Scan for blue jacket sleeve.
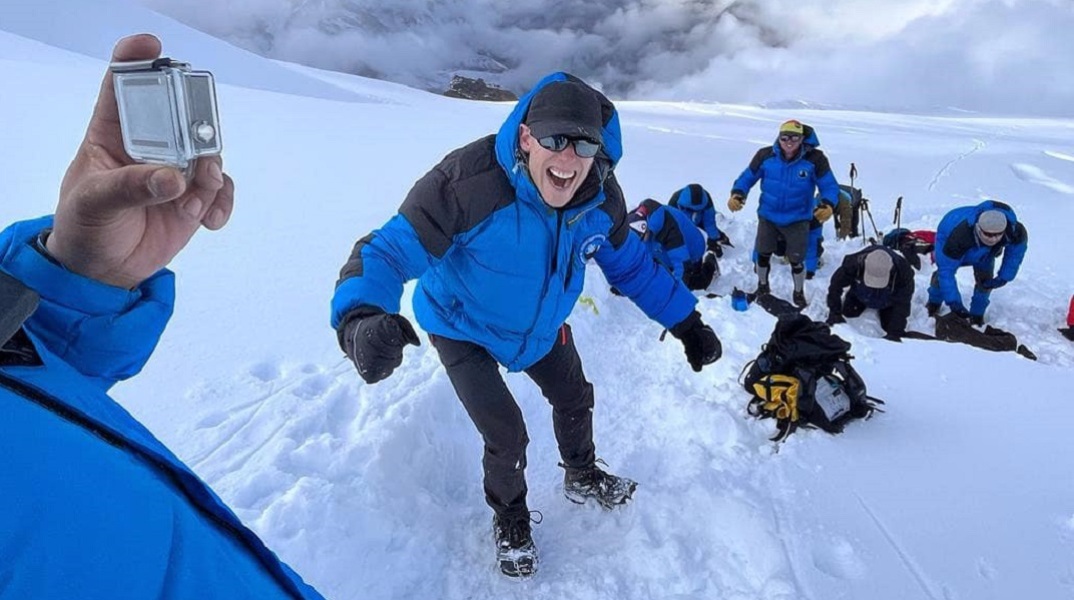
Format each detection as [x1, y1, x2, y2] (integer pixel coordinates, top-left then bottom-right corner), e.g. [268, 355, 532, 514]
[702, 205, 721, 240]
[0, 217, 174, 390]
[665, 242, 692, 281]
[330, 213, 435, 328]
[732, 163, 761, 197]
[595, 232, 696, 329]
[933, 228, 964, 307]
[816, 169, 841, 206]
[997, 225, 1028, 282]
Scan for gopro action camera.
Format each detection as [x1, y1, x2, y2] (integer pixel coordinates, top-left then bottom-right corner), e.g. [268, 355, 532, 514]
[112, 58, 222, 172]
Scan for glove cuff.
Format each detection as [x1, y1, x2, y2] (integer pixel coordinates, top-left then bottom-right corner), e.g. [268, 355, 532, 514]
[669, 310, 702, 339]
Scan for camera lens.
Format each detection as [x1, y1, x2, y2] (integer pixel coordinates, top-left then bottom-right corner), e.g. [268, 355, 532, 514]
[193, 121, 216, 143]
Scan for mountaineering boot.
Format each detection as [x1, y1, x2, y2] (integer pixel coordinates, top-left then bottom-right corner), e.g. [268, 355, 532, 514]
[969, 314, 985, 326]
[563, 462, 637, 509]
[926, 302, 941, 317]
[493, 512, 538, 578]
[791, 266, 807, 308]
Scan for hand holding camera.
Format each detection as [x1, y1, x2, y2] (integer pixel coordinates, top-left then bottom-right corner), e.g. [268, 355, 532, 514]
[47, 34, 232, 290]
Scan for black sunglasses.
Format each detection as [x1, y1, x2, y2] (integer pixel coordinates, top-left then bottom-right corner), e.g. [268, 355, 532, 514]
[537, 135, 601, 158]
[779, 134, 803, 142]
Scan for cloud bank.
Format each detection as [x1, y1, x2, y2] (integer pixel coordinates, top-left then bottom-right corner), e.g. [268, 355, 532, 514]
[138, 0, 1073, 116]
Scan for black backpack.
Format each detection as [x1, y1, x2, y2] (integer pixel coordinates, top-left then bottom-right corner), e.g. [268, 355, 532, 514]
[741, 314, 884, 442]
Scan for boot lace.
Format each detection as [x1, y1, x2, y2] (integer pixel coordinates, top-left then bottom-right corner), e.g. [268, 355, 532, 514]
[498, 511, 542, 548]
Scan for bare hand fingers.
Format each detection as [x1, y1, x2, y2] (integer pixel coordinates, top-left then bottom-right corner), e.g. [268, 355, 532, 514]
[77, 164, 186, 216]
[178, 157, 226, 220]
[191, 155, 225, 193]
[201, 174, 235, 231]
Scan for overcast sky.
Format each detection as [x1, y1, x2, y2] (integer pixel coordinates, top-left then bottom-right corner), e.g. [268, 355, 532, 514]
[138, 0, 1072, 116]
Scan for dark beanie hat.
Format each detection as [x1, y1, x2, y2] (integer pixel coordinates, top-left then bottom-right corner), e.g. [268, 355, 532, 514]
[525, 80, 604, 144]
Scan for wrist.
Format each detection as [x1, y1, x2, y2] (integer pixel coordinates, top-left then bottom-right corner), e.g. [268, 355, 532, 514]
[670, 311, 701, 338]
[42, 228, 142, 290]
[33, 228, 66, 269]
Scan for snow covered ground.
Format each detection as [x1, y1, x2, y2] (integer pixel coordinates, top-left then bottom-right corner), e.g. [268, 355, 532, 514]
[2, 2, 1074, 599]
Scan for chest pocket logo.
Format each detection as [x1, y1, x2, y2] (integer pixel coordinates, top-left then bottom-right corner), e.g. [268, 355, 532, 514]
[579, 233, 607, 263]
[797, 169, 809, 179]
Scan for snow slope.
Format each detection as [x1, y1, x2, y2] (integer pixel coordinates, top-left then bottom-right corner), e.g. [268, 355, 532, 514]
[1, 6, 1073, 600]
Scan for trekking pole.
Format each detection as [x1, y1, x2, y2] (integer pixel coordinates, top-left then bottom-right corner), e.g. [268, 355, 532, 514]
[848, 163, 866, 243]
[861, 197, 881, 242]
[894, 196, 903, 230]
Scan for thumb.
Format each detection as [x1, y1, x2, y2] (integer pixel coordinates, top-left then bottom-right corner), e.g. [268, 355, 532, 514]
[394, 315, 421, 346]
[76, 164, 186, 214]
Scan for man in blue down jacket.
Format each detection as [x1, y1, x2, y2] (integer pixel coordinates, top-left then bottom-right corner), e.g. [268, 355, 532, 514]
[0, 35, 323, 599]
[727, 120, 841, 307]
[331, 73, 722, 578]
[926, 200, 1028, 325]
[627, 199, 716, 291]
[667, 183, 729, 257]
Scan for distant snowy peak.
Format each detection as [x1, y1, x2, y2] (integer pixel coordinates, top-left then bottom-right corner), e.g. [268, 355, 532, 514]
[135, 0, 1074, 117]
[136, 0, 798, 95]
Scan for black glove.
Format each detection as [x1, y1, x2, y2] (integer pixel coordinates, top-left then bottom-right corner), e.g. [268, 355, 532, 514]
[684, 254, 719, 291]
[825, 313, 846, 326]
[670, 311, 722, 372]
[980, 277, 1007, 290]
[340, 311, 420, 384]
[706, 237, 724, 258]
[702, 252, 718, 280]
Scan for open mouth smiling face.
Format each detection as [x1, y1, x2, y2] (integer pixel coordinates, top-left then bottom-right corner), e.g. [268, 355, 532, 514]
[519, 124, 596, 208]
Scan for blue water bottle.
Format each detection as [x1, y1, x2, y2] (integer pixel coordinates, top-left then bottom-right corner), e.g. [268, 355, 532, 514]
[731, 288, 749, 312]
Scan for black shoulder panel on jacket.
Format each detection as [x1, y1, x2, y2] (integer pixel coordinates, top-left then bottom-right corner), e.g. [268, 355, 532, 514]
[670, 183, 708, 209]
[638, 198, 663, 214]
[1010, 222, 1028, 245]
[748, 147, 775, 172]
[653, 209, 685, 250]
[399, 135, 517, 259]
[804, 148, 832, 178]
[942, 222, 977, 260]
[600, 173, 630, 249]
[338, 232, 376, 283]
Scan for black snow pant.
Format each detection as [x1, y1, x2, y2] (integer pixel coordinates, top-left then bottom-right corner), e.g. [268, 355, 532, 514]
[430, 323, 596, 518]
[840, 293, 899, 336]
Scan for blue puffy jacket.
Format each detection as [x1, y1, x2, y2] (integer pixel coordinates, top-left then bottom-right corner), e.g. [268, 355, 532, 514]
[668, 183, 721, 241]
[0, 217, 323, 600]
[932, 200, 1028, 307]
[630, 199, 706, 280]
[332, 73, 696, 372]
[731, 124, 841, 227]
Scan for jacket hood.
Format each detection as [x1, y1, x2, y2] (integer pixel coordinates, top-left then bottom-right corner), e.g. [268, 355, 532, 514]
[495, 72, 623, 207]
[969, 200, 1019, 232]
